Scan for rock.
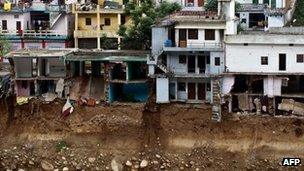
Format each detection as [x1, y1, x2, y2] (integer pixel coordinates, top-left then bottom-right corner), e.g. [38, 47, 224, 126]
[41, 160, 54, 171]
[125, 160, 132, 167]
[111, 159, 123, 171]
[190, 161, 195, 165]
[152, 160, 159, 165]
[155, 154, 161, 159]
[140, 159, 148, 168]
[63, 167, 69, 171]
[54, 169, 59, 171]
[134, 164, 139, 169]
[88, 157, 96, 163]
[29, 160, 35, 165]
[17, 169, 25, 171]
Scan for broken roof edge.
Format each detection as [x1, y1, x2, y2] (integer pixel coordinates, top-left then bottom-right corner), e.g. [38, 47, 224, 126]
[4, 48, 77, 58]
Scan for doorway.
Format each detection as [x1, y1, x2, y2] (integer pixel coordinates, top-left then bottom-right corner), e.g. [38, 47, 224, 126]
[188, 55, 195, 73]
[198, 83, 205, 100]
[179, 29, 187, 47]
[279, 53, 286, 71]
[188, 83, 196, 99]
[198, 55, 206, 74]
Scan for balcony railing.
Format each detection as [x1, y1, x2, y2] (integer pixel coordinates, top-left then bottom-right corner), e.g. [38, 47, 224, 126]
[73, 3, 124, 13]
[163, 41, 223, 51]
[74, 30, 118, 38]
[0, 30, 68, 39]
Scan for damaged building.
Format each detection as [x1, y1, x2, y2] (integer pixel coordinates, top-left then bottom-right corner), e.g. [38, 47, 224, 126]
[224, 27, 304, 116]
[64, 50, 149, 103]
[5, 49, 73, 97]
[5, 49, 149, 103]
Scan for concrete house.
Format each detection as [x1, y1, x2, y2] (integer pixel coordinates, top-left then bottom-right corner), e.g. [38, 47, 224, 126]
[0, 0, 74, 51]
[223, 27, 304, 116]
[236, 0, 296, 30]
[5, 49, 149, 103]
[72, 0, 132, 49]
[5, 49, 73, 97]
[149, 0, 237, 112]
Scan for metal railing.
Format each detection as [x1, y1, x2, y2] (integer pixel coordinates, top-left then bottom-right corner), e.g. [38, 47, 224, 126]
[73, 3, 124, 13]
[164, 42, 223, 49]
[0, 29, 68, 38]
[74, 30, 118, 38]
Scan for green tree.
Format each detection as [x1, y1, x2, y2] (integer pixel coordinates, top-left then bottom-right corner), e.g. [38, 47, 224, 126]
[204, 0, 218, 11]
[0, 37, 11, 58]
[119, 0, 181, 50]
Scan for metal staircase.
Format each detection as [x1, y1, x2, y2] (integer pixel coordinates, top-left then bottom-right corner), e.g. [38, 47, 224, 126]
[212, 78, 221, 122]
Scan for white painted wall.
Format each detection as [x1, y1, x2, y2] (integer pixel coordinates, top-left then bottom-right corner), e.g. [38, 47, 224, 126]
[226, 44, 304, 73]
[210, 51, 224, 74]
[263, 76, 282, 97]
[222, 75, 235, 95]
[174, 28, 223, 47]
[0, 12, 31, 30]
[156, 77, 169, 103]
[267, 15, 284, 28]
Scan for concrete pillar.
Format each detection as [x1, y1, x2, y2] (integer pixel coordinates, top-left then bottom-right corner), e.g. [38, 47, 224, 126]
[74, 12, 79, 48]
[74, 38, 78, 48]
[117, 37, 121, 50]
[97, 7, 101, 50]
[117, 14, 121, 50]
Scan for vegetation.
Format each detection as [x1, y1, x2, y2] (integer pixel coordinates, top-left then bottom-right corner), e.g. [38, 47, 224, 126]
[118, 0, 181, 50]
[0, 37, 11, 58]
[291, 0, 304, 26]
[204, 0, 218, 11]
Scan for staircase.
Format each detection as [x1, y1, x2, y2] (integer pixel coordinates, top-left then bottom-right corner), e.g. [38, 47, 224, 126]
[157, 60, 172, 75]
[212, 78, 221, 122]
[49, 12, 63, 28]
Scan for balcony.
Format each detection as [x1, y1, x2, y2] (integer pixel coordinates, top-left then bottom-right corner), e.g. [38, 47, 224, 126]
[74, 30, 119, 38]
[0, 30, 68, 40]
[72, 3, 124, 14]
[163, 40, 223, 52]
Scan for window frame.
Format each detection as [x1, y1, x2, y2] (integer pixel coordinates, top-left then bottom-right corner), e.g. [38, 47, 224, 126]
[177, 82, 186, 91]
[261, 56, 268, 65]
[85, 18, 91, 26]
[105, 18, 111, 26]
[179, 55, 187, 64]
[188, 29, 198, 40]
[205, 29, 215, 40]
[214, 57, 220, 66]
[297, 54, 304, 63]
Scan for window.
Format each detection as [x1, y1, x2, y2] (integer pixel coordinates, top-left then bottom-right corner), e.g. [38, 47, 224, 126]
[261, 56, 268, 65]
[214, 57, 220, 66]
[179, 55, 186, 64]
[253, 0, 258, 4]
[263, 0, 269, 5]
[85, 18, 91, 25]
[121, 14, 126, 25]
[178, 82, 186, 91]
[243, 43, 248, 46]
[14, 15, 19, 19]
[205, 29, 215, 40]
[188, 29, 198, 39]
[2, 20, 7, 30]
[297, 54, 304, 63]
[105, 18, 111, 26]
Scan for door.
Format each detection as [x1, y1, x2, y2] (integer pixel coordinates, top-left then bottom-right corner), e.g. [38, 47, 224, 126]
[198, 83, 205, 100]
[198, 55, 206, 74]
[16, 21, 21, 30]
[188, 55, 195, 73]
[198, 0, 204, 7]
[279, 53, 286, 71]
[188, 83, 196, 100]
[179, 29, 187, 47]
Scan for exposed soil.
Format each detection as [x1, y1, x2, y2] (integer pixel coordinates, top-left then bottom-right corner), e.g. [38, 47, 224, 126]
[1, 99, 304, 170]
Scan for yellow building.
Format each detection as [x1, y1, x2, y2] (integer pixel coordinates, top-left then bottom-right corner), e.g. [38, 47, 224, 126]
[72, 0, 132, 49]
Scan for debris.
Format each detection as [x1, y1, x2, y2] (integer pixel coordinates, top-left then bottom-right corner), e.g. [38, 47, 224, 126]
[41, 160, 54, 171]
[278, 99, 304, 116]
[111, 158, 123, 171]
[125, 160, 132, 166]
[87, 98, 96, 107]
[253, 98, 261, 114]
[62, 98, 74, 118]
[140, 159, 148, 168]
[17, 97, 30, 105]
[55, 78, 65, 98]
[88, 157, 96, 163]
[42, 93, 57, 102]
